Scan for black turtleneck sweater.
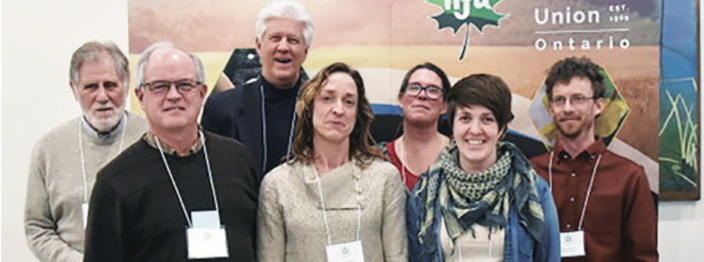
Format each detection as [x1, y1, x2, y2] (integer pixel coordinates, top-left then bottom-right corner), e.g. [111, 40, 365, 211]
[201, 74, 303, 177]
[261, 78, 300, 173]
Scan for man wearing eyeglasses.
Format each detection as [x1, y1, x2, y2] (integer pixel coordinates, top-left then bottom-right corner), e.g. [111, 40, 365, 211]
[83, 42, 258, 262]
[201, 1, 313, 177]
[24, 41, 148, 262]
[530, 57, 657, 262]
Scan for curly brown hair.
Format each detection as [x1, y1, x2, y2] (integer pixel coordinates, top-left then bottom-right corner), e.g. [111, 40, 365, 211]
[545, 56, 605, 100]
[289, 62, 381, 165]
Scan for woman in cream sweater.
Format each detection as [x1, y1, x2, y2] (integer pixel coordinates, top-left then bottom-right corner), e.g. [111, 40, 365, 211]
[257, 62, 407, 262]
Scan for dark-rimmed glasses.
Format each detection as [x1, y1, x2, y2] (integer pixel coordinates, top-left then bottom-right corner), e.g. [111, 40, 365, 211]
[405, 83, 444, 100]
[140, 80, 202, 95]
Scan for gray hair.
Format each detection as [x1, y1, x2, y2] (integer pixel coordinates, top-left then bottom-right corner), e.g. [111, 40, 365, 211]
[69, 41, 129, 87]
[255, 1, 314, 48]
[135, 41, 205, 88]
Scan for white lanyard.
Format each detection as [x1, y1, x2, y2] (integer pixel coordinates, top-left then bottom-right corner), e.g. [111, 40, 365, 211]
[259, 84, 298, 172]
[312, 163, 362, 245]
[548, 151, 602, 230]
[155, 131, 219, 228]
[78, 114, 127, 203]
[396, 140, 409, 186]
[396, 135, 442, 188]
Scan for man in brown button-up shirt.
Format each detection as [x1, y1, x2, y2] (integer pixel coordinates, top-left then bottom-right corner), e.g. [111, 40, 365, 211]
[530, 57, 657, 262]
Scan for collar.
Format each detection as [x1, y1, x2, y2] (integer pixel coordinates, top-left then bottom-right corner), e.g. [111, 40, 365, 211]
[553, 138, 605, 164]
[143, 129, 204, 157]
[261, 75, 302, 100]
[80, 112, 126, 139]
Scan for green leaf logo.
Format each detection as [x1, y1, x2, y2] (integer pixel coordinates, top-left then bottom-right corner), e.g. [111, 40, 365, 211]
[427, 0, 507, 61]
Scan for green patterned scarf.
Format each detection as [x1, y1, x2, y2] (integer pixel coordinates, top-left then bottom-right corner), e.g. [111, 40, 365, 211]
[418, 141, 545, 241]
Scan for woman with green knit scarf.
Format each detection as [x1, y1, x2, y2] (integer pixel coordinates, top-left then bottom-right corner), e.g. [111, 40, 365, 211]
[406, 74, 560, 262]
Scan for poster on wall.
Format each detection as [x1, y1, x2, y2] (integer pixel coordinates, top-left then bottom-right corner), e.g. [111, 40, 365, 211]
[128, 0, 671, 198]
[659, 0, 700, 201]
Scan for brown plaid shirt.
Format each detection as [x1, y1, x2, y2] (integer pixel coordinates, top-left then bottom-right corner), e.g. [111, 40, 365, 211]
[143, 131, 203, 157]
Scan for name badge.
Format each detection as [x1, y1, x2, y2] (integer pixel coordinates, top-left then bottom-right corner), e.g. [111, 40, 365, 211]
[192, 210, 220, 229]
[186, 210, 228, 259]
[82, 203, 89, 229]
[560, 231, 586, 257]
[325, 240, 364, 262]
[187, 227, 229, 259]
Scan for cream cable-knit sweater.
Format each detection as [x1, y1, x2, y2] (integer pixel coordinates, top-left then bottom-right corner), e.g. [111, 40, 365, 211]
[258, 159, 407, 262]
[24, 113, 147, 262]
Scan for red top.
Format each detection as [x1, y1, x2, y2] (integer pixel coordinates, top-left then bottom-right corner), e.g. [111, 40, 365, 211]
[385, 140, 420, 191]
[531, 139, 658, 262]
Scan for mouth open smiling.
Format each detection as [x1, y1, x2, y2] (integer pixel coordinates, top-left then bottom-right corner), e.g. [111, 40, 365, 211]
[164, 106, 185, 112]
[275, 58, 292, 64]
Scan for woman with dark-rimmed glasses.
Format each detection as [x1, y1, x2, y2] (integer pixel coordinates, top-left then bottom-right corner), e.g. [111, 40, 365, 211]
[382, 63, 451, 190]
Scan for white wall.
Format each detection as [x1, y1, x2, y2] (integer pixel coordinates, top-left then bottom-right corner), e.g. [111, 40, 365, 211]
[1, 0, 702, 261]
[2, 0, 129, 261]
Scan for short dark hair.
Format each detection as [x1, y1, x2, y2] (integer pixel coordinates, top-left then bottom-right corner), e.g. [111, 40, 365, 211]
[399, 62, 451, 100]
[290, 62, 381, 165]
[545, 57, 605, 100]
[447, 74, 514, 131]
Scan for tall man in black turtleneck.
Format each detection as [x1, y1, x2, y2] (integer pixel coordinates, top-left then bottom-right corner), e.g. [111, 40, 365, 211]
[201, 0, 314, 177]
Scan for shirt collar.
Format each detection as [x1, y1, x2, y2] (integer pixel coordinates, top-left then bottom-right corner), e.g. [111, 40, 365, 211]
[553, 138, 606, 163]
[143, 129, 204, 157]
[80, 112, 126, 139]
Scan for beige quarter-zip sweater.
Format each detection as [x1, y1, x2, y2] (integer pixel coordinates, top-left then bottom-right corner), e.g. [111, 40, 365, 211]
[24, 113, 147, 262]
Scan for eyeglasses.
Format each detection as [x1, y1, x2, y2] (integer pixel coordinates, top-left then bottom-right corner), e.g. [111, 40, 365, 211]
[550, 94, 595, 107]
[140, 80, 202, 94]
[405, 83, 444, 100]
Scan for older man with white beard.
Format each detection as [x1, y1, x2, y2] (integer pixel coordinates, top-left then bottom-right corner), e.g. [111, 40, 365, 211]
[24, 41, 147, 262]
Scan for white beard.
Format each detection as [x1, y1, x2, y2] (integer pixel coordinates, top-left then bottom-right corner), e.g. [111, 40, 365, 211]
[84, 108, 125, 132]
